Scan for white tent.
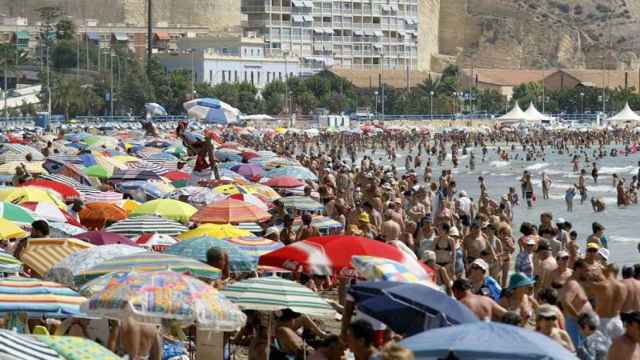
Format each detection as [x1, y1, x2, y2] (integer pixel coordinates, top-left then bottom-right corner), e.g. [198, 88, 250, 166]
[498, 103, 528, 121]
[607, 102, 640, 123]
[524, 102, 554, 122]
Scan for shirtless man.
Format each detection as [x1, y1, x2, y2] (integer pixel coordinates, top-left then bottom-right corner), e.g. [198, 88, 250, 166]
[560, 259, 594, 348]
[452, 278, 507, 321]
[550, 251, 573, 289]
[534, 241, 558, 292]
[622, 265, 640, 313]
[108, 317, 161, 360]
[608, 311, 640, 360]
[381, 210, 402, 242]
[462, 221, 488, 268]
[590, 264, 627, 340]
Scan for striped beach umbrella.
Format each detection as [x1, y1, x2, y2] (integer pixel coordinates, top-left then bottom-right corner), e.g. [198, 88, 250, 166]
[110, 168, 162, 182]
[0, 330, 64, 360]
[20, 238, 94, 277]
[164, 236, 257, 273]
[225, 236, 284, 259]
[0, 143, 44, 162]
[20, 202, 82, 227]
[351, 256, 431, 283]
[20, 179, 81, 202]
[280, 196, 324, 212]
[265, 166, 318, 181]
[105, 215, 188, 237]
[81, 271, 245, 331]
[38, 174, 100, 197]
[292, 215, 343, 235]
[126, 160, 169, 175]
[83, 191, 124, 204]
[191, 199, 271, 224]
[0, 277, 85, 316]
[48, 222, 87, 237]
[221, 276, 335, 318]
[0, 249, 22, 273]
[75, 253, 221, 284]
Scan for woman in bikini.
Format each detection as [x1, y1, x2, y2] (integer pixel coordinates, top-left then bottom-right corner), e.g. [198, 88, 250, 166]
[432, 222, 457, 276]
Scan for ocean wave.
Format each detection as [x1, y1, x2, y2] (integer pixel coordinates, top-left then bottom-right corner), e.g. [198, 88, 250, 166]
[490, 160, 510, 168]
[610, 236, 640, 243]
[600, 197, 618, 204]
[598, 166, 635, 175]
[525, 163, 550, 171]
[545, 169, 567, 175]
[586, 185, 616, 192]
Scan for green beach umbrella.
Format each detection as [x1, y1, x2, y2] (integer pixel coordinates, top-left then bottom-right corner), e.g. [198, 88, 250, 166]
[84, 164, 109, 178]
[0, 202, 38, 224]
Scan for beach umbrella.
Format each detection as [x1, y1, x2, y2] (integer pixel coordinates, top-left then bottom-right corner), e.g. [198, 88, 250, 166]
[126, 160, 169, 176]
[20, 202, 83, 227]
[144, 102, 168, 116]
[222, 276, 335, 318]
[45, 244, 147, 287]
[225, 236, 284, 260]
[20, 238, 94, 277]
[20, 179, 81, 201]
[183, 97, 240, 124]
[105, 215, 188, 237]
[191, 199, 271, 224]
[110, 168, 162, 182]
[0, 187, 66, 208]
[216, 149, 243, 162]
[75, 252, 221, 284]
[0, 143, 44, 162]
[162, 170, 191, 182]
[117, 199, 141, 214]
[400, 322, 577, 360]
[265, 166, 318, 181]
[0, 249, 22, 273]
[48, 222, 87, 238]
[83, 164, 109, 178]
[131, 199, 197, 223]
[117, 180, 169, 200]
[264, 176, 305, 188]
[231, 163, 263, 179]
[0, 161, 45, 175]
[0, 277, 85, 317]
[259, 235, 428, 276]
[279, 196, 324, 212]
[164, 236, 257, 273]
[227, 193, 269, 211]
[81, 271, 245, 330]
[133, 233, 178, 251]
[177, 223, 253, 241]
[245, 183, 281, 201]
[0, 202, 38, 224]
[352, 256, 431, 283]
[0, 330, 64, 359]
[39, 174, 99, 197]
[82, 191, 123, 204]
[79, 203, 128, 230]
[348, 282, 476, 336]
[213, 183, 254, 196]
[32, 334, 121, 359]
[73, 230, 138, 246]
[0, 218, 28, 240]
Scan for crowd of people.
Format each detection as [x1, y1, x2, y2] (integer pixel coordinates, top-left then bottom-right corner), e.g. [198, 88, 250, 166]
[1, 123, 640, 360]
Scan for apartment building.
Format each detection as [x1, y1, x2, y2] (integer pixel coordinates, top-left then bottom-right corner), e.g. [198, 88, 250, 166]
[242, 0, 419, 70]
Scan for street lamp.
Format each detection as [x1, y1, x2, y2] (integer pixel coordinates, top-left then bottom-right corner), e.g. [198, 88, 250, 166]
[580, 92, 585, 116]
[429, 91, 434, 118]
[374, 90, 379, 119]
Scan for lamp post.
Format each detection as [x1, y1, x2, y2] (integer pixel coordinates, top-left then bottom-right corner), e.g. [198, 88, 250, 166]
[580, 92, 585, 116]
[374, 90, 379, 120]
[429, 91, 434, 118]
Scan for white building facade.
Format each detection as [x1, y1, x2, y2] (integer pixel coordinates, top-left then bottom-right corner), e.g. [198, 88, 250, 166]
[157, 37, 312, 90]
[241, 0, 419, 70]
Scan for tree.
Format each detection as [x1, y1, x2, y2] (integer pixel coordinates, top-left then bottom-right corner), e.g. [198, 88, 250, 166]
[55, 19, 75, 41]
[51, 40, 77, 69]
[297, 91, 318, 114]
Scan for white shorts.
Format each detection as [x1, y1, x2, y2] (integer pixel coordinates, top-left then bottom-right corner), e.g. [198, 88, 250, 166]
[600, 316, 624, 339]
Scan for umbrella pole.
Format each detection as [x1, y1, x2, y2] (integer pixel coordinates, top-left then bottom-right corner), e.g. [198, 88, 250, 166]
[266, 312, 272, 360]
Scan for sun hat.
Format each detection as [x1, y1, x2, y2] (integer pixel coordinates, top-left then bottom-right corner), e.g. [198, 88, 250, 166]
[470, 258, 489, 272]
[536, 304, 557, 319]
[508, 272, 535, 290]
[421, 250, 436, 263]
[358, 212, 370, 224]
[597, 248, 609, 262]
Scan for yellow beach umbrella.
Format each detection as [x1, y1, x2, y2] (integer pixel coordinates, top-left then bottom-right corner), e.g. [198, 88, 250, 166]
[245, 183, 281, 201]
[0, 187, 66, 208]
[0, 161, 45, 175]
[213, 184, 255, 196]
[21, 238, 94, 276]
[93, 153, 128, 176]
[118, 199, 141, 214]
[0, 218, 28, 240]
[131, 199, 197, 223]
[177, 223, 253, 241]
[112, 155, 141, 163]
[275, 128, 287, 134]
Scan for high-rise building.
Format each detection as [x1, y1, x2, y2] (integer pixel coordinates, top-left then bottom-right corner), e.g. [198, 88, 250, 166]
[242, 0, 419, 70]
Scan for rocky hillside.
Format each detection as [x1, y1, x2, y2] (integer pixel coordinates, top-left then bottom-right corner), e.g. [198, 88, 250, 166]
[446, 0, 640, 70]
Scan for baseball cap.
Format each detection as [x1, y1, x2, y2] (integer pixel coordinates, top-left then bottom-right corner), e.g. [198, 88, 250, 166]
[471, 258, 489, 272]
[586, 242, 601, 250]
[557, 250, 570, 259]
[358, 212, 370, 223]
[597, 248, 609, 262]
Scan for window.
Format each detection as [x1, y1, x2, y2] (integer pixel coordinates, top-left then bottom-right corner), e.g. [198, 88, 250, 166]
[250, 71, 254, 85]
[221, 70, 225, 82]
[279, 72, 282, 80]
[244, 71, 247, 82]
[210, 70, 213, 81]
[235, 70, 238, 82]
[257, 72, 261, 84]
[267, 72, 270, 82]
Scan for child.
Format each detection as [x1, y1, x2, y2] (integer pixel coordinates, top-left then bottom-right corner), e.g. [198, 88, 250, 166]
[508, 187, 519, 206]
[565, 186, 576, 212]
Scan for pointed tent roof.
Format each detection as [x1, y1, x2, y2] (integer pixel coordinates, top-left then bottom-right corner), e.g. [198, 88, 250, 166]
[498, 103, 528, 121]
[607, 103, 640, 122]
[524, 102, 554, 121]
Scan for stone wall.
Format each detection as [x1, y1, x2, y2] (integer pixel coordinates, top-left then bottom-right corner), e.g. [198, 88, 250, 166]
[417, 0, 439, 72]
[438, 0, 467, 56]
[0, 0, 240, 33]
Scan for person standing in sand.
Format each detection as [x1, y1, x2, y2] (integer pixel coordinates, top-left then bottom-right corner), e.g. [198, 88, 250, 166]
[608, 311, 640, 360]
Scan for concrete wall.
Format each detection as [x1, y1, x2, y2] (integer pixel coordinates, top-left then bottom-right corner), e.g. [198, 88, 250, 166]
[417, 0, 439, 72]
[0, 0, 240, 33]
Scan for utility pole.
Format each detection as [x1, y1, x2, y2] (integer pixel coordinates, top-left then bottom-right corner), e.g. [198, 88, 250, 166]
[380, 53, 385, 122]
[147, 0, 153, 72]
[110, 52, 114, 116]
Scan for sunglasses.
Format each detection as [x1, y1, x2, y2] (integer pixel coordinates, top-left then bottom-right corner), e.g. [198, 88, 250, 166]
[539, 316, 557, 321]
[587, 248, 599, 253]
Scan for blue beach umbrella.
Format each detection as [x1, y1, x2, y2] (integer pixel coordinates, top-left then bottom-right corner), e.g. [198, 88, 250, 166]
[400, 322, 578, 360]
[183, 98, 241, 124]
[144, 102, 168, 116]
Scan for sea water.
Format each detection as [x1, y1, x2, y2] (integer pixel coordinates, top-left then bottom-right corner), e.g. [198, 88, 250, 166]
[360, 145, 640, 266]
